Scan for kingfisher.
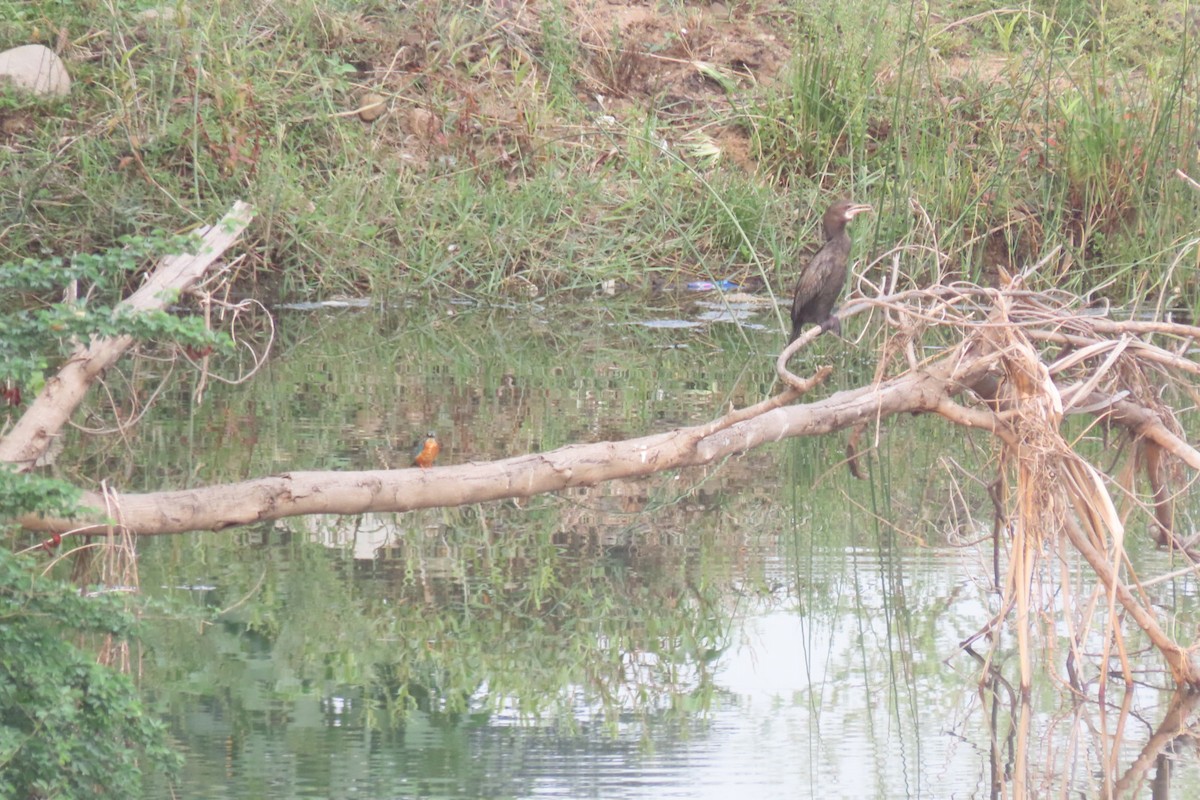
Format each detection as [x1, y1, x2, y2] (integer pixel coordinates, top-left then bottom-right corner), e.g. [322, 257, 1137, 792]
[411, 431, 440, 469]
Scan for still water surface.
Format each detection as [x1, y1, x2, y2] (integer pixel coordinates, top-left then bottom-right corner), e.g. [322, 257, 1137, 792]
[125, 299, 1200, 798]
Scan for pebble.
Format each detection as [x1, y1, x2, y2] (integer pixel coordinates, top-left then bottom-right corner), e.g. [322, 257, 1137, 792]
[358, 92, 387, 122]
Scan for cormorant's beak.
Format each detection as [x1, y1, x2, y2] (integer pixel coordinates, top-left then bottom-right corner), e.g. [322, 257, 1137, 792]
[845, 203, 873, 219]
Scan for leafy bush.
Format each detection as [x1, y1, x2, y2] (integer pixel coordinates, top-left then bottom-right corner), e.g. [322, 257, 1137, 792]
[0, 233, 227, 399]
[0, 547, 181, 798]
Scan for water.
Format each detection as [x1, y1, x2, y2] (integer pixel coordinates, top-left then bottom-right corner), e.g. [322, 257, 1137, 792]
[108, 299, 1200, 798]
[144, 537, 1200, 798]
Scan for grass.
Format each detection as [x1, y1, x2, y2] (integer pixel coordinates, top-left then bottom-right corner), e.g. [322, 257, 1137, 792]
[0, 0, 1197, 311]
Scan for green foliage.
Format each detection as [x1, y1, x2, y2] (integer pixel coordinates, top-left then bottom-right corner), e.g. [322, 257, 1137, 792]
[745, 0, 891, 185]
[0, 547, 181, 798]
[1, 235, 230, 400]
[0, 465, 81, 520]
[750, 46, 861, 181]
[0, 0, 1197, 303]
[537, 0, 582, 107]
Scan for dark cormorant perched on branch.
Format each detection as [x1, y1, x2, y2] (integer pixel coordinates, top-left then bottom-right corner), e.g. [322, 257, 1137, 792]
[788, 200, 872, 342]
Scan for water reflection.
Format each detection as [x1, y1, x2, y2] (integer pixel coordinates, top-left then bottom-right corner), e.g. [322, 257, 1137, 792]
[121, 303, 1200, 798]
[141, 527, 1200, 799]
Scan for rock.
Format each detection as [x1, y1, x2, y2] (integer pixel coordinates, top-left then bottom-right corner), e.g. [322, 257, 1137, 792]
[135, 6, 180, 23]
[404, 107, 438, 136]
[0, 45, 71, 97]
[358, 92, 387, 122]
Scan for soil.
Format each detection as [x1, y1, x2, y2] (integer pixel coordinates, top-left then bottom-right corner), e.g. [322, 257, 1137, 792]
[358, 1, 797, 176]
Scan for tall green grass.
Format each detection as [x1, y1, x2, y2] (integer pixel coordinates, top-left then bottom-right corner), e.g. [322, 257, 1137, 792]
[0, 0, 1196, 309]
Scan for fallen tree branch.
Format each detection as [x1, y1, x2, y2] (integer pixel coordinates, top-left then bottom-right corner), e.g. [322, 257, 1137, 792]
[1062, 512, 1199, 685]
[0, 201, 255, 468]
[13, 353, 968, 535]
[1103, 398, 1200, 470]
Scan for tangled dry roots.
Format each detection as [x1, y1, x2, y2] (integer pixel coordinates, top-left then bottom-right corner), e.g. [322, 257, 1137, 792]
[782, 272, 1200, 689]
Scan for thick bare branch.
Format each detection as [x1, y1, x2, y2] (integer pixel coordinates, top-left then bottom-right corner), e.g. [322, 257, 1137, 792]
[15, 356, 964, 536]
[1104, 398, 1200, 470]
[0, 201, 255, 468]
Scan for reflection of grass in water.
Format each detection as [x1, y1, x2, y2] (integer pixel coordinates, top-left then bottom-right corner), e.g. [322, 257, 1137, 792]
[121, 319, 1200, 796]
[138, 502, 739, 729]
[77, 298, 782, 488]
[122, 295, 816, 729]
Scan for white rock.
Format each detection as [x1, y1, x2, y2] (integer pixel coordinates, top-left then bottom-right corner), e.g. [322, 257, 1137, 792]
[136, 7, 180, 23]
[0, 45, 71, 97]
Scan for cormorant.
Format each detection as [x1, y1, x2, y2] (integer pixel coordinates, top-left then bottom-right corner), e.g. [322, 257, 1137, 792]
[788, 200, 872, 342]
